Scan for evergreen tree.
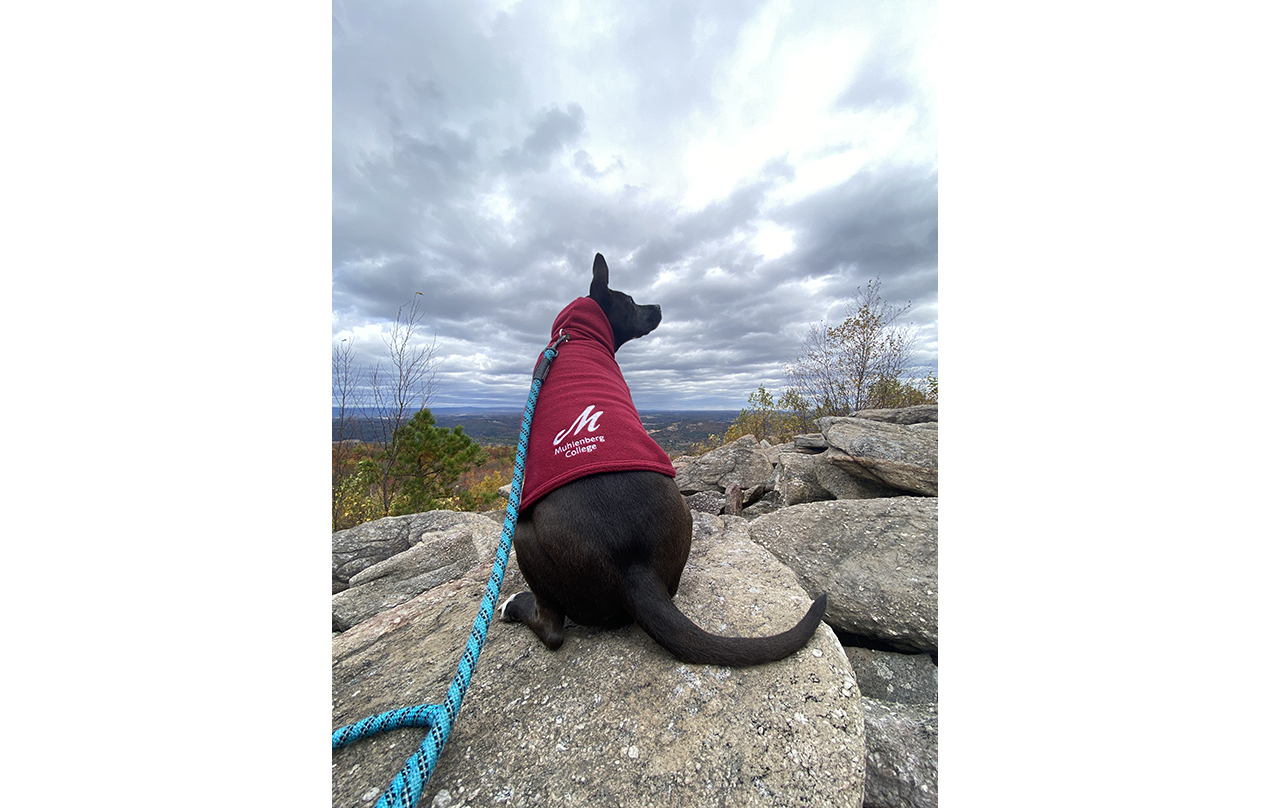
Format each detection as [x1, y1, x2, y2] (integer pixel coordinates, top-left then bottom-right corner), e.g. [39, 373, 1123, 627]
[386, 409, 487, 515]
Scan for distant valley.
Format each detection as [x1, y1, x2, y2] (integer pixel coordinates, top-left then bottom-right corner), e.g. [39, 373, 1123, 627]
[333, 409, 738, 457]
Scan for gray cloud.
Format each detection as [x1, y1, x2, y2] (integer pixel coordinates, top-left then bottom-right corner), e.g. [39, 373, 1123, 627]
[501, 103, 586, 173]
[334, 0, 937, 410]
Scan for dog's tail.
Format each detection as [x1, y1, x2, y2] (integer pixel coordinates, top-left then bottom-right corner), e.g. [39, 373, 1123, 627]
[621, 565, 828, 666]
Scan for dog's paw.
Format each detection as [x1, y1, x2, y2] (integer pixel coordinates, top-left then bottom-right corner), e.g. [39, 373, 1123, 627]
[499, 591, 531, 622]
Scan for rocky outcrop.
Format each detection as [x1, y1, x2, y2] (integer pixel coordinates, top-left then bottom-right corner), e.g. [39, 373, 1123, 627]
[843, 647, 938, 808]
[772, 451, 900, 507]
[794, 433, 830, 452]
[816, 417, 938, 497]
[332, 518, 502, 631]
[749, 498, 937, 654]
[333, 512, 867, 808]
[676, 406, 937, 509]
[332, 405, 939, 807]
[851, 405, 938, 426]
[771, 451, 832, 507]
[684, 490, 729, 515]
[332, 510, 502, 593]
[860, 701, 937, 808]
[672, 434, 773, 501]
[814, 451, 901, 501]
[844, 648, 938, 705]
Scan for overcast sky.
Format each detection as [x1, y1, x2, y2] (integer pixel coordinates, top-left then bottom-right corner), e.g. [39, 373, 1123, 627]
[333, 0, 937, 411]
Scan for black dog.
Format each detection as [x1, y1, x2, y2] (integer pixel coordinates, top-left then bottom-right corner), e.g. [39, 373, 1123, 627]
[499, 253, 827, 666]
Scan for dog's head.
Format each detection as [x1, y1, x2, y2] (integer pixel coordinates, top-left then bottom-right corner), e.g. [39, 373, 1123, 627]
[588, 253, 662, 350]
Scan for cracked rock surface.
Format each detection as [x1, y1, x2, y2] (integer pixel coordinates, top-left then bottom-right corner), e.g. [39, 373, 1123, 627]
[333, 513, 866, 808]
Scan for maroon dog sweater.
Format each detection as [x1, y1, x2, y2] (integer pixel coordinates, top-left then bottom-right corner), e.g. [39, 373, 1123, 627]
[519, 296, 676, 513]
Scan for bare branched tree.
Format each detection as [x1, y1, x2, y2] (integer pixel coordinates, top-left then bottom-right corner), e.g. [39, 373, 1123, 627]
[365, 297, 440, 515]
[785, 279, 919, 415]
[332, 338, 365, 528]
[365, 298, 438, 439]
[784, 321, 855, 418]
[333, 338, 364, 442]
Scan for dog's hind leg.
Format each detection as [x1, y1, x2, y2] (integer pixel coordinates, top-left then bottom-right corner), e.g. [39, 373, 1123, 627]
[505, 514, 576, 650]
[499, 591, 566, 650]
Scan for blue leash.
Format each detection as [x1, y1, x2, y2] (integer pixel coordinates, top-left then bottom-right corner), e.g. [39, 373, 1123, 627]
[332, 331, 569, 808]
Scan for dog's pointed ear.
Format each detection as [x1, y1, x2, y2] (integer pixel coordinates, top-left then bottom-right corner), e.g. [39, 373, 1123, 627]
[589, 253, 611, 305]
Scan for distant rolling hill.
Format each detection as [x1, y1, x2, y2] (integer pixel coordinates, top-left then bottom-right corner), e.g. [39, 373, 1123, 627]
[333, 409, 738, 456]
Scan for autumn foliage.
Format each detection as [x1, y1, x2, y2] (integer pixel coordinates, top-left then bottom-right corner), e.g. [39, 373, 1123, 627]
[332, 412, 515, 531]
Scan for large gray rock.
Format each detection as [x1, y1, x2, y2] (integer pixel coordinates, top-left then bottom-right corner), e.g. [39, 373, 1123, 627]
[772, 451, 833, 507]
[332, 519, 503, 631]
[813, 450, 902, 501]
[684, 490, 728, 515]
[332, 510, 501, 592]
[851, 405, 938, 425]
[842, 648, 938, 704]
[794, 433, 829, 452]
[748, 499, 938, 653]
[739, 491, 782, 519]
[672, 435, 774, 496]
[843, 648, 938, 808]
[331, 515, 411, 594]
[332, 512, 867, 808]
[861, 699, 938, 808]
[760, 440, 791, 464]
[816, 417, 938, 497]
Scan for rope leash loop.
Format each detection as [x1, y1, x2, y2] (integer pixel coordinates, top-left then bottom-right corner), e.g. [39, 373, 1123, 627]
[332, 331, 569, 808]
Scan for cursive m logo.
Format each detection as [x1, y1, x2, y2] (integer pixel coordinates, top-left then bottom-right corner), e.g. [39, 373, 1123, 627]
[554, 405, 604, 445]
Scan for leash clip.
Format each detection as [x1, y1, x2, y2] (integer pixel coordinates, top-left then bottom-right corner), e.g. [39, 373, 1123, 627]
[532, 329, 570, 383]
